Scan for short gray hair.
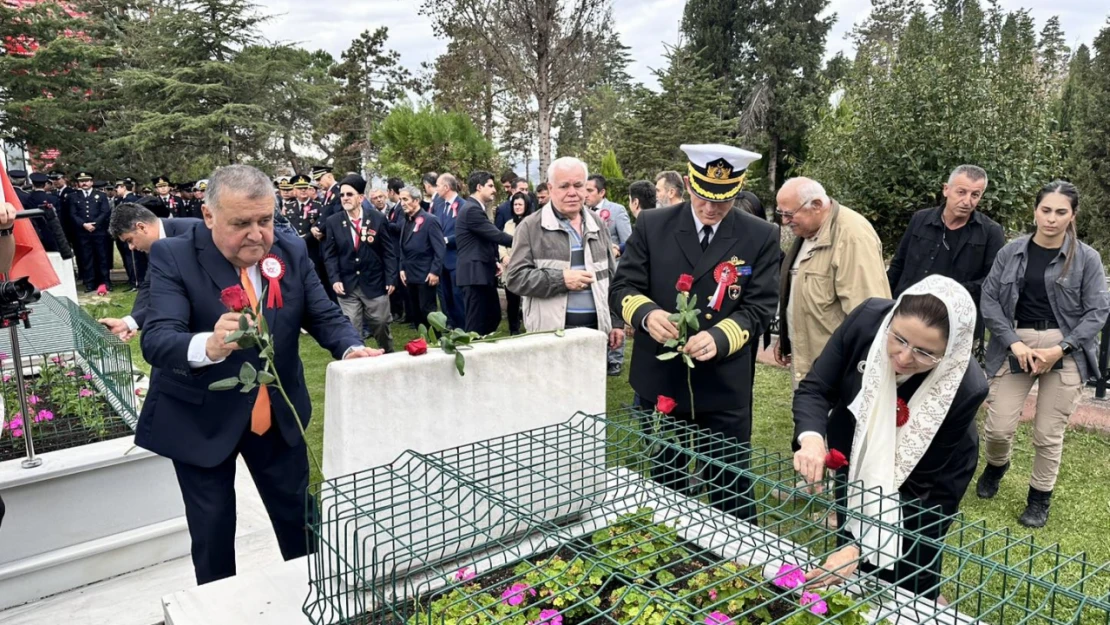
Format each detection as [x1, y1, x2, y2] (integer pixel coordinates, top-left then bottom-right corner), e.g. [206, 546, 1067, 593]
[400, 185, 422, 202]
[437, 173, 460, 193]
[793, 178, 828, 207]
[948, 164, 988, 188]
[548, 157, 588, 184]
[206, 165, 275, 212]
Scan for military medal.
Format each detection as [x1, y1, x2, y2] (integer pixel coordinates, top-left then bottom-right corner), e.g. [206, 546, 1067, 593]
[259, 254, 285, 309]
[709, 261, 738, 311]
[728, 284, 742, 300]
[364, 227, 376, 244]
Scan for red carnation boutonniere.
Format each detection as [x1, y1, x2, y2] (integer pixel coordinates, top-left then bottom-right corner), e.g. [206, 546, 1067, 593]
[896, 398, 910, 428]
[825, 448, 849, 470]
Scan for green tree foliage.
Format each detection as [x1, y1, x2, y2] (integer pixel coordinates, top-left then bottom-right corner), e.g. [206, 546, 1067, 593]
[804, 0, 1061, 253]
[1063, 24, 1110, 255]
[373, 102, 497, 184]
[597, 148, 626, 202]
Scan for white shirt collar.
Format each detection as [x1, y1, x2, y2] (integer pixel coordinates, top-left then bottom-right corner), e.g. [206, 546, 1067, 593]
[157, 219, 167, 240]
[690, 205, 720, 236]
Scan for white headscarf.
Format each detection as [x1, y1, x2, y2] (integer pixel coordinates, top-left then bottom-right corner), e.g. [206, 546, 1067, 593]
[844, 275, 976, 570]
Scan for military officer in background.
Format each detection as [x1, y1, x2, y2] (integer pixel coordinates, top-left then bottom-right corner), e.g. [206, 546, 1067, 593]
[8, 170, 31, 207]
[176, 182, 196, 217]
[191, 179, 208, 218]
[285, 174, 333, 299]
[311, 165, 342, 219]
[610, 144, 781, 520]
[151, 176, 177, 218]
[24, 172, 74, 259]
[66, 171, 114, 292]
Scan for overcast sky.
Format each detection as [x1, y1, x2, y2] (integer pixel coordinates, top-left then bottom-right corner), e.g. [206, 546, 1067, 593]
[259, 0, 1108, 91]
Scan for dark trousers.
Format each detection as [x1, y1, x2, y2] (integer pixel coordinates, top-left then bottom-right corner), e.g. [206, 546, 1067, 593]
[505, 288, 522, 334]
[636, 397, 755, 521]
[438, 268, 465, 329]
[116, 239, 139, 287]
[134, 249, 149, 285]
[172, 424, 317, 586]
[390, 280, 410, 322]
[306, 239, 335, 302]
[77, 233, 111, 289]
[462, 284, 501, 335]
[407, 282, 439, 329]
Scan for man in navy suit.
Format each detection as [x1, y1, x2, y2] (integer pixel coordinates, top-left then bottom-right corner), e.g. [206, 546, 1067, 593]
[398, 185, 445, 329]
[137, 165, 380, 585]
[456, 171, 514, 335]
[98, 203, 202, 340]
[66, 170, 113, 292]
[322, 175, 398, 352]
[421, 172, 444, 215]
[434, 173, 466, 328]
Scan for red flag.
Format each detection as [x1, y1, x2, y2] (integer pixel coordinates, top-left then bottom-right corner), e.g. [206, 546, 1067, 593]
[0, 168, 60, 290]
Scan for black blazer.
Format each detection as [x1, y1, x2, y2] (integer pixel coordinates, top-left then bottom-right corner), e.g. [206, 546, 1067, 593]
[321, 208, 398, 299]
[456, 198, 512, 287]
[792, 298, 988, 515]
[400, 209, 445, 284]
[130, 218, 204, 329]
[887, 207, 1005, 303]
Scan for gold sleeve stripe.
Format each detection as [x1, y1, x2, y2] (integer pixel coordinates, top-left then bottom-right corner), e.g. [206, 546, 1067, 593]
[716, 319, 750, 357]
[621, 294, 655, 325]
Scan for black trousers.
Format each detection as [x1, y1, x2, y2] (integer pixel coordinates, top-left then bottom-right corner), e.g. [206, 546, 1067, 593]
[406, 282, 439, 329]
[116, 239, 138, 287]
[77, 233, 111, 289]
[462, 284, 501, 335]
[636, 397, 755, 521]
[172, 424, 317, 585]
[390, 280, 410, 322]
[505, 288, 522, 334]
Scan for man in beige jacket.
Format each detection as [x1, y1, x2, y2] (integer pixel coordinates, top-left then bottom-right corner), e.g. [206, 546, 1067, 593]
[774, 177, 890, 387]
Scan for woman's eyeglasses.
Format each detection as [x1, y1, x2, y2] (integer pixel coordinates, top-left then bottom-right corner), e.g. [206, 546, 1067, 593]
[886, 329, 942, 365]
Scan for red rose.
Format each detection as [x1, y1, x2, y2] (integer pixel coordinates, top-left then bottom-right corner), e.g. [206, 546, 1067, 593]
[656, 395, 677, 415]
[220, 285, 251, 312]
[96, 284, 108, 296]
[825, 448, 849, 470]
[896, 398, 910, 427]
[405, 338, 428, 356]
[675, 274, 694, 293]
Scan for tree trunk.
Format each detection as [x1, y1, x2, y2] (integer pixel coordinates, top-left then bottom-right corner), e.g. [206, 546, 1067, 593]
[767, 132, 779, 195]
[483, 79, 494, 142]
[537, 94, 552, 181]
[283, 132, 299, 172]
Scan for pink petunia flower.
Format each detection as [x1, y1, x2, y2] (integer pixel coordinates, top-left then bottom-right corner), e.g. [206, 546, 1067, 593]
[801, 591, 828, 616]
[773, 564, 806, 590]
[705, 611, 734, 625]
[79, 388, 94, 398]
[500, 582, 536, 607]
[12, 428, 22, 438]
[708, 589, 718, 601]
[37, 410, 54, 422]
[529, 609, 563, 625]
[66, 371, 76, 377]
[454, 566, 475, 582]
[82, 374, 92, 380]
[2, 374, 9, 383]
[28, 394, 39, 405]
[51, 356, 63, 365]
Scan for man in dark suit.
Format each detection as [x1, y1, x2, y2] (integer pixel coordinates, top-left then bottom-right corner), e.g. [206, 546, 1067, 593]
[610, 144, 780, 519]
[322, 175, 398, 352]
[98, 203, 202, 339]
[66, 171, 113, 292]
[137, 165, 379, 585]
[398, 185, 445, 329]
[25, 172, 73, 259]
[422, 172, 444, 215]
[113, 178, 143, 290]
[435, 174, 466, 328]
[310, 165, 342, 220]
[8, 169, 31, 207]
[456, 171, 513, 335]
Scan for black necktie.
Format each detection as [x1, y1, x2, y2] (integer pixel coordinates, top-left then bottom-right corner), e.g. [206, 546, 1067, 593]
[700, 225, 712, 252]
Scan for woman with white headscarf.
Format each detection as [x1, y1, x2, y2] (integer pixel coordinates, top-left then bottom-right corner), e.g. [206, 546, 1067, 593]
[791, 275, 988, 599]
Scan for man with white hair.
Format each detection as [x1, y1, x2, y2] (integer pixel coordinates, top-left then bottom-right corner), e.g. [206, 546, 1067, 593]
[506, 157, 623, 348]
[774, 176, 890, 387]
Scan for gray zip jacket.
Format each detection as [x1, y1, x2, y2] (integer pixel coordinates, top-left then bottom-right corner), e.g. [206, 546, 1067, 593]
[981, 234, 1109, 381]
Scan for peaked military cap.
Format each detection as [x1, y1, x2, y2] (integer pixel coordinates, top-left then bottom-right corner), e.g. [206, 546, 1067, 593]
[74, 171, 94, 181]
[48, 171, 65, 181]
[290, 174, 312, 189]
[29, 172, 49, 184]
[115, 178, 134, 187]
[680, 144, 761, 202]
[309, 165, 333, 180]
[277, 176, 293, 191]
[7, 169, 27, 180]
[194, 179, 208, 192]
[152, 175, 171, 186]
[93, 180, 108, 188]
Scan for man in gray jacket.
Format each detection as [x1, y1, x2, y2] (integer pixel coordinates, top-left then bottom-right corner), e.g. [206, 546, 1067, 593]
[586, 174, 633, 375]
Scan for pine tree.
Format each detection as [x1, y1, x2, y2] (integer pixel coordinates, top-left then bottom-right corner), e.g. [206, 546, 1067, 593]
[1066, 26, 1110, 254]
[373, 103, 497, 184]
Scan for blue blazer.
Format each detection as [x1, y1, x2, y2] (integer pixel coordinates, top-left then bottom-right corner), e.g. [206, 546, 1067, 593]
[130, 218, 203, 329]
[456, 198, 512, 287]
[66, 190, 112, 234]
[321, 208, 398, 298]
[438, 195, 462, 271]
[400, 209, 446, 284]
[136, 226, 361, 467]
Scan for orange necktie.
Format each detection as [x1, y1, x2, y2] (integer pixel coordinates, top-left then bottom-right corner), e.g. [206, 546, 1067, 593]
[240, 268, 272, 435]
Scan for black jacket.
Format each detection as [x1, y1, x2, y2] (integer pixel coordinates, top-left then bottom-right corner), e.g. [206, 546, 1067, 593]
[456, 197, 512, 287]
[792, 298, 987, 516]
[26, 190, 72, 258]
[887, 207, 1005, 304]
[610, 204, 781, 412]
[322, 207, 398, 299]
[66, 189, 112, 236]
[400, 209, 445, 284]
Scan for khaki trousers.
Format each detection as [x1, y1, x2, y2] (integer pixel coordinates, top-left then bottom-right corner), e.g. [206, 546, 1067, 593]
[983, 328, 1083, 491]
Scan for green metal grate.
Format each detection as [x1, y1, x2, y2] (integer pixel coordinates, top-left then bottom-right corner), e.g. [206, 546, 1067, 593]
[303, 409, 1110, 625]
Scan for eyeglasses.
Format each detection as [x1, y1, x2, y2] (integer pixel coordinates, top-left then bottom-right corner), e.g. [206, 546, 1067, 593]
[774, 200, 813, 220]
[339, 192, 357, 198]
[886, 329, 942, 365]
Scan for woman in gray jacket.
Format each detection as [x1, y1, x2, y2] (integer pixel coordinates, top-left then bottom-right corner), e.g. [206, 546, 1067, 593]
[978, 180, 1109, 528]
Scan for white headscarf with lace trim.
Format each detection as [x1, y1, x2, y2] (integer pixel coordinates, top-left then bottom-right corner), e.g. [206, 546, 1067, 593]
[844, 275, 976, 570]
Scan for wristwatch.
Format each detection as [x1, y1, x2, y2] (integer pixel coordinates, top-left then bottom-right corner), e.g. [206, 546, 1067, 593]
[1059, 341, 1075, 355]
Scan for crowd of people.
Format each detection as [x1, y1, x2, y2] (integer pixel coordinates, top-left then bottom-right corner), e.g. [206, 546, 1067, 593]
[3, 144, 1108, 601]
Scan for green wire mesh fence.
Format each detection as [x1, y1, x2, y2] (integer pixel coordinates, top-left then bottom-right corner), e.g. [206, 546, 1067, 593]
[0, 293, 138, 462]
[304, 409, 1110, 625]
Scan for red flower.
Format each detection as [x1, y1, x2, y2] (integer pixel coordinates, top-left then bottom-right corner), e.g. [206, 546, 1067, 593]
[675, 274, 694, 293]
[656, 395, 677, 415]
[220, 285, 251, 312]
[896, 398, 910, 427]
[405, 338, 428, 356]
[96, 284, 108, 296]
[825, 448, 849, 470]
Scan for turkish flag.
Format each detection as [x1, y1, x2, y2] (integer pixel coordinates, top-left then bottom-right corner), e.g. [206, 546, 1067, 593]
[0, 168, 60, 290]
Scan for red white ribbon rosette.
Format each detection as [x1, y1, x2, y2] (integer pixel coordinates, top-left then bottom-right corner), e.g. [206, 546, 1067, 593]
[414, 216, 424, 233]
[259, 254, 285, 309]
[600, 209, 611, 221]
[709, 262, 738, 311]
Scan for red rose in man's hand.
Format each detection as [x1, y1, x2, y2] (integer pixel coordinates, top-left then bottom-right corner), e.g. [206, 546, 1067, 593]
[675, 274, 694, 293]
[656, 395, 677, 415]
[825, 448, 849, 470]
[405, 338, 428, 356]
[220, 285, 251, 312]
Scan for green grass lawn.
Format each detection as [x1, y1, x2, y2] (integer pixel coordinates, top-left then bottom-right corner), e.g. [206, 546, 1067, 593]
[89, 289, 1110, 586]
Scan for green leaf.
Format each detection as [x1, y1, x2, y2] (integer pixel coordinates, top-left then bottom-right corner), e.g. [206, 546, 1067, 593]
[675, 292, 685, 310]
[454, 351, 466, 376]
[682, 353, 695, 369]
[259, 345, 274, 362]
[225, 330, 244, 344]
[208, 377, 240, 391]
[257, 370, 276, 384]
[687, 312, 700, 333]
[555, 329, 565, 337]
[428, 311, 448, 332]
[237, 335, 258, 350]
[667, 313, 681, 324]
[657, 351, 681, 361]
[418, 324, 428, 341]
[238, 361, 257, 385]
[240, 380, 257, 394]
[688, 294, 698, 308]
[441, 337, 455, 354]
[238, 314, 249, 332]
[663, 339, 679, 348]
